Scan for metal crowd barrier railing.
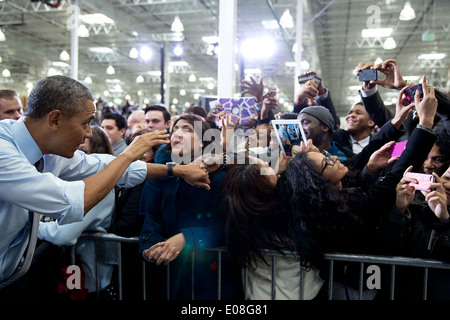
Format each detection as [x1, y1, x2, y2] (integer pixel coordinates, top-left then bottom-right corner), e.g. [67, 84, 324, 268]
[76, 232, 450, 301]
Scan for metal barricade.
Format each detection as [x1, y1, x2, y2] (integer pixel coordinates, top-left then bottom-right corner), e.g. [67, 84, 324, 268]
[76, 233, 450, 301]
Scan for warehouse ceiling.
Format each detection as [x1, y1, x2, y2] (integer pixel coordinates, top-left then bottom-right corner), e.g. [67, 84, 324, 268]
[0, 0, 448, 119]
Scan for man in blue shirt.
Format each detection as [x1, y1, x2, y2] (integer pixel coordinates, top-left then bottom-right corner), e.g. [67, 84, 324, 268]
[0, 75, 210, 298]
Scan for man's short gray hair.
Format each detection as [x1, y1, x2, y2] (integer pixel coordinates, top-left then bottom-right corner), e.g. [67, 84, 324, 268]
[25, 75, 94, 119]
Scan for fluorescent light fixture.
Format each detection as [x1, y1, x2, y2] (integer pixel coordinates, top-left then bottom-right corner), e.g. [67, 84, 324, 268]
[129, 47, 139, 58]
[105, 79, 121, 83]
[89, 46, 114, 54]
[171, 16, 184, 33]
[383, 37, 396, 49]
[280, 9, 294, 29]
[418, 53, 446, 60]
[202, 36, 219, 44]
[285, 61, 297, 67]
[59, 50, 70, 61]
[52, 61, 70, 68]
[0, 29, 5, 41]
[361, 28, 393, 38]
[399, 1, 415, 21]
[170, 61, 189, 67]
[146, 71, 162, 76]
[79, 13, 114, 25]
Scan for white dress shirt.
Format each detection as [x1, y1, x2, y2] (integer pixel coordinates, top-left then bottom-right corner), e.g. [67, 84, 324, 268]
[350, 134, 371, 154]
[0, 118, 147, 282]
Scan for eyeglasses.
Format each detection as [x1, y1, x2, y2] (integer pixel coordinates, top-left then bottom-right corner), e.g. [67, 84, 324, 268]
[320, 151, 336, 174]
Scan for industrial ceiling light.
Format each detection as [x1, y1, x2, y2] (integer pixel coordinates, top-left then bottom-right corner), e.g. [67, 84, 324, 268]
[2, 69, 11, 77]
[172, 44, 184, 57]
[188, 74, 197, 82]
[279, 9, 294, 29]
[129, 47, 139, 59]
[59, 50, 70, 61]
[418, 53, 446, 60]
[171, 16, 184, 33]
[361, 28, 393, 38]
[106, 65, 115, 74]
[136, 75, 144, 83]
[399, 1, 415, 21]
[139, 46, 152, 61]
[77, 24, 90, 37]
[383, 37, 397, 49]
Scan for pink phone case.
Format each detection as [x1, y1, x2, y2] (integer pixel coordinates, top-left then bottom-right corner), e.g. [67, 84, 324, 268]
[389, 140, 407, 157]
[404, 172, 435, 191]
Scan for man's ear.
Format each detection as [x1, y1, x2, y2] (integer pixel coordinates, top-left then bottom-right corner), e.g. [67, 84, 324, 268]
[368, 119, 375, 128]
[47, 110, 63, 130]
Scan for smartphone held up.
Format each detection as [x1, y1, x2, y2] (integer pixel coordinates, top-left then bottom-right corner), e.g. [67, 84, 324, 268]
[404, 172, 435, 191]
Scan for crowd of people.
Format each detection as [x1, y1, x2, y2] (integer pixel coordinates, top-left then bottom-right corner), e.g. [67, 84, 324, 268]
[0, 58, 449, 301]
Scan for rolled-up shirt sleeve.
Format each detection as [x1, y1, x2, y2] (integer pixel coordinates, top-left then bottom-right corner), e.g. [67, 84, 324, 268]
[0, 149, 146, 225]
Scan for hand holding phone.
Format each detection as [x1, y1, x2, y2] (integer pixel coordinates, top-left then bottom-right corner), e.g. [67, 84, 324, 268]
[404, 172, 435, 191]
[405, 84, 424, 103]
[389, 140, 407, 157]
[267, 86, 277, 99]
[298, 71, 322, 87]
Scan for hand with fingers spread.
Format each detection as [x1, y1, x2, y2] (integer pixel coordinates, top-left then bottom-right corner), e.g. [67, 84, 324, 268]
[425, 173, 449, 222]
[240, 76, 264, 102]
[366, 141, 399, 175]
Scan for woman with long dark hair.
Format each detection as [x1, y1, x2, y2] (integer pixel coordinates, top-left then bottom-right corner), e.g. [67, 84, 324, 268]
[278, 80, 439, 299]
[222, 156, 325, 299]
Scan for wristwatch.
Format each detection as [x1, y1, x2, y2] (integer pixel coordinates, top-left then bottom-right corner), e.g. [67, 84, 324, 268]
[166, 162, 177, 177]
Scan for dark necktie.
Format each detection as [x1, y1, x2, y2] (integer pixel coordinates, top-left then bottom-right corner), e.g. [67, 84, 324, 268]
[0, 157, 44, 289]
